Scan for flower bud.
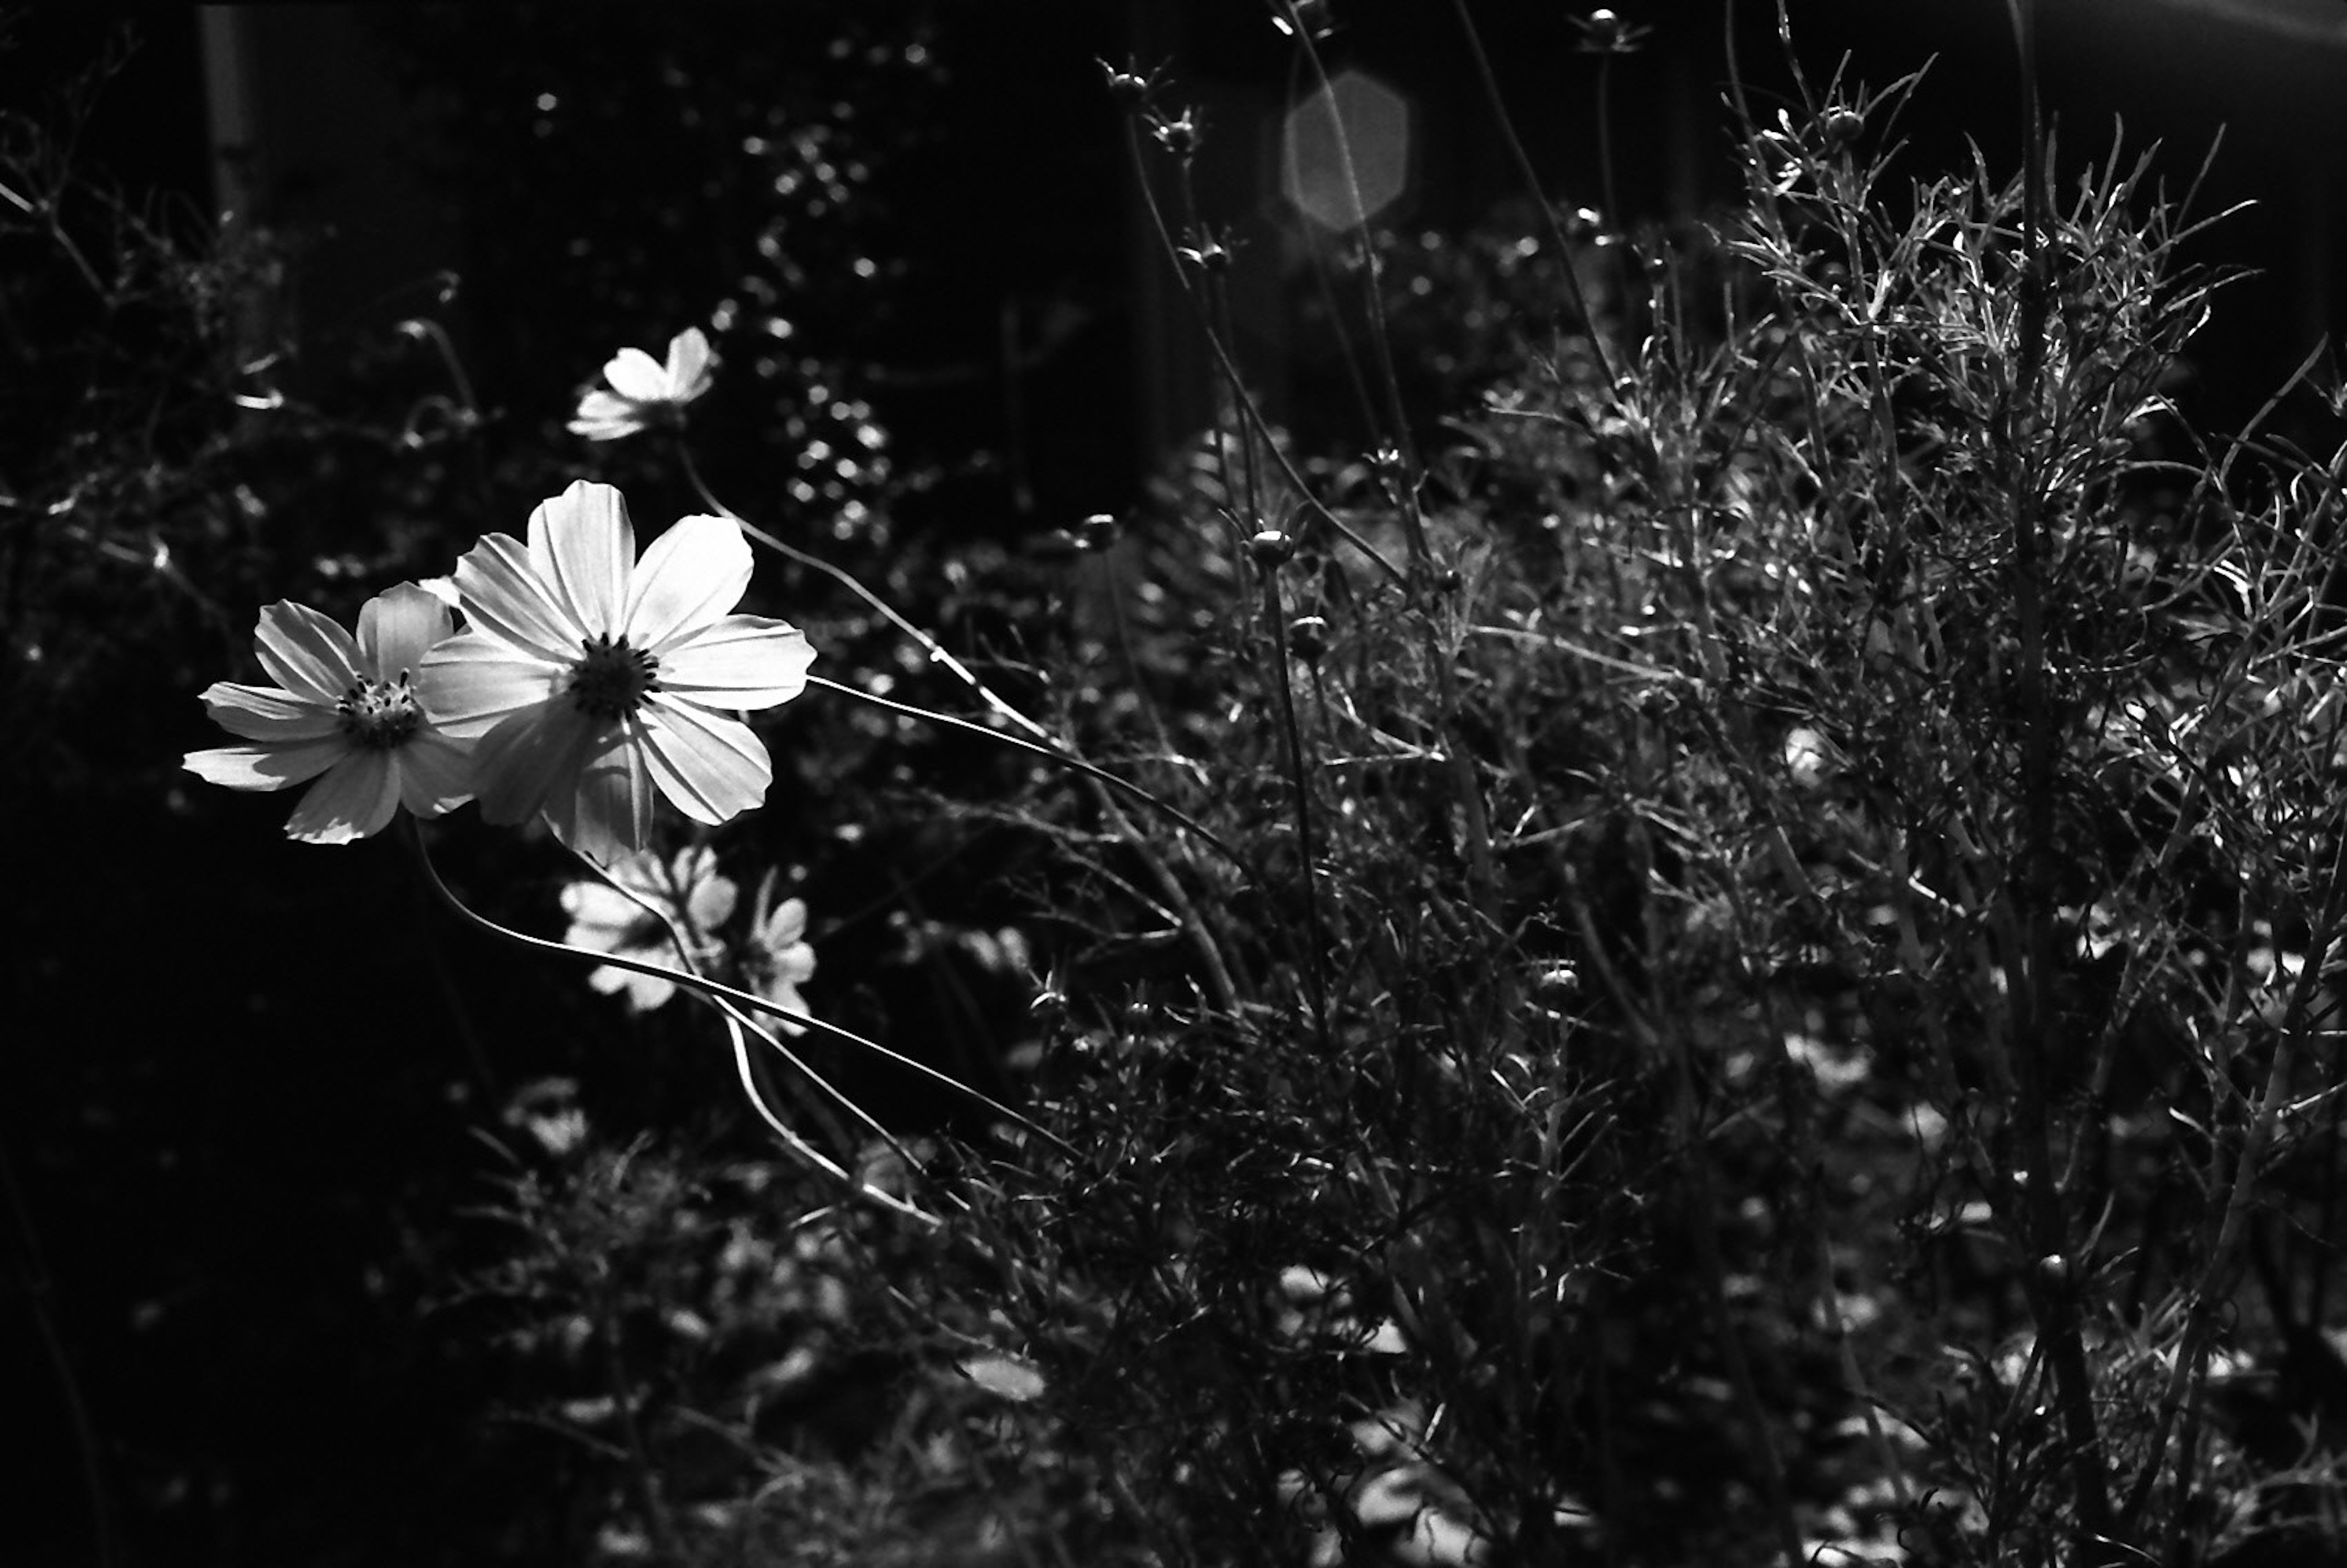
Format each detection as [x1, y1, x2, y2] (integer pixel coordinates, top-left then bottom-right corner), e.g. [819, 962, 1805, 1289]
[1078, 512, 1120, 551]
[1104, 67, 1150, 106]
[1152, 111, 1200, 158]
[1181, 238, 1232, 273]
[1249, 529, 1296, 567]
[1823, 107, 1865, 147]
[1288, 614, 1328, 662]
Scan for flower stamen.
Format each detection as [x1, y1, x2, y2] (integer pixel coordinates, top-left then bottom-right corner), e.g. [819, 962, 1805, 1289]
[335, 673, 424, 749]
[568, 632, 659, 720]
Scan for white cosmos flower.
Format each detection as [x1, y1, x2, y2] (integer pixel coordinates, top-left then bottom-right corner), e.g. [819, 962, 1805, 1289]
[183, 584, 474, 843]
[559, 845, 739, 1013]
[744, 882, 818, 1036]
[568, 326, 714, 441]
[418, 480, 815, 865]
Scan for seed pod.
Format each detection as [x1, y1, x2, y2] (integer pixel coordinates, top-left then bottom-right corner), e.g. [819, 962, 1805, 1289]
[1249, 529, 1296, 567]
[1287, 614, 1328, 662]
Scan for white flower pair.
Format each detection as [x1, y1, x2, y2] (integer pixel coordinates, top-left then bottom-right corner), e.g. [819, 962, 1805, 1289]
[184, 480, 814, 865]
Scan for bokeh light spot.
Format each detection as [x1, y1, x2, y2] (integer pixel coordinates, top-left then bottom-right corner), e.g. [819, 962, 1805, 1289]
[1281, 70, 1413, 231]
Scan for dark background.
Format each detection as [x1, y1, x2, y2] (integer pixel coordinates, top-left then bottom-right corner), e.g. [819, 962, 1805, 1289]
[7, 3, 2345, 1563]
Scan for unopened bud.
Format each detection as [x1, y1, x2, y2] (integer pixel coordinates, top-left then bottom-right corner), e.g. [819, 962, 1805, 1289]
[1104, 68, 1150, 106]
[1823, 108, 1865, 147]
[1249, 529, 1296, 567]
[1181, 238, 1231, 273]
[1078, 512, 1120, 551]
[1152, 112, 1200, 158]
[1288, 614, 1328, 661]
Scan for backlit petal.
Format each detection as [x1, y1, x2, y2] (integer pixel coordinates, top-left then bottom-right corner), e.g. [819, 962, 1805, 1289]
[470, 706, 602, 826]
[559, 880, 644, 946]
[286, 750, 402, 843]
[638, 695, 771, 825]
[392, 729, 475, 817]
[201, 681, 340, 742]
[185, 738, 350, 791]
[597, 965, 676, 1011]
[603, 346, 668, 402]
[255, 601, 362, 704]
[685, 874, 738, 929]
[625, 515, 752, 649]
[568, 390, 645, 441]
[358, 583, 457, 680]
[454, 533, 586, 660]
[527, 481, 631, 636]
[664, 328, 713, 401]
[417, 633, 565, 739]
[762, 898, 808, 948]
[655, 616, 815, 708]
[545, 720, 657, 865]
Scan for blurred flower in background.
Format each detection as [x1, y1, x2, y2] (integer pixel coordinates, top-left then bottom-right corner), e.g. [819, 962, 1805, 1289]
[744, 876, 817, 1035]
[568, 326, 715, 440]
[559, 844, 740, 1011]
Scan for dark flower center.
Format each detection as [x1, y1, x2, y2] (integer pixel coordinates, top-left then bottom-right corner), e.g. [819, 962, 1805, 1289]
[336, 675, 422, 749]
[570, 632, 659, 719]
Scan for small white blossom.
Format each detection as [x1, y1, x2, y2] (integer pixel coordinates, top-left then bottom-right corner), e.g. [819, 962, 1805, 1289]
[184, 585, 472, 843]
[568, 327, 714, 441]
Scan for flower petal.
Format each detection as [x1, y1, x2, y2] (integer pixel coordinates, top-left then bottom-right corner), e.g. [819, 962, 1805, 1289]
[664, 328, 714, 401]
[598, 964, 677, 1013]
[603, 346, 668, 402]
[625, 515, 752, 650]
[417, 633, 566, 739]
[527, 482, 631, 636]
[358, 583, 457, 680]
[391, 729, 475, 818]
[762, 978, 810, 1035]
[686, 876, 738, 931]
[656, 615, 815, 709]
[543, 721, 658, 865]
[469, 706, 603, 826]
[454, 533, 587, 660]
[200, 681, 340, 742]
[559, 881, 645, 947]
[568, 391, 645, 441]
[185, 738, 351, 791]
[762, 897, 809, 948]
[285, 750, 403, 843]
[255, 601, 362, 705]
[638, 695, 771, 825]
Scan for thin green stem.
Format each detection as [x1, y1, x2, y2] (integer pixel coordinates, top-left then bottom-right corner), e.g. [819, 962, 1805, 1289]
[1, 1137, 117, 1568]
[1119, 120, 1409, 591]
[1262, 565, 1332, 1049]
[1446, 0, 1621, 388]
[1595, 51, 1620, 236]
[679, 444, 1050, 742]
[1281, 3, 1428, 569]
[402, 820, 1073, 1158]
[806, 673, 1250, 873]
